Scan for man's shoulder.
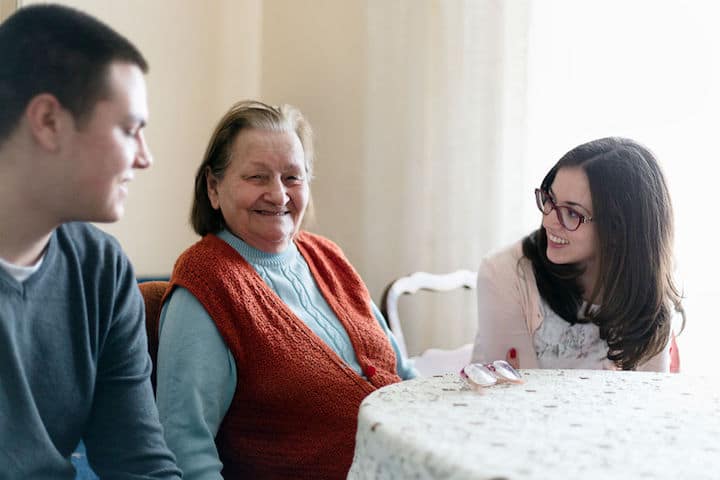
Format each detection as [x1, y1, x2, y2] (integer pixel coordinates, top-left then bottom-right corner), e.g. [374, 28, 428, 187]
[54, 222, 133, 282]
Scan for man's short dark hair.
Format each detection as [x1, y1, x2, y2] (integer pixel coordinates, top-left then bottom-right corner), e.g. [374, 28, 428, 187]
[0, 4, 149, 143]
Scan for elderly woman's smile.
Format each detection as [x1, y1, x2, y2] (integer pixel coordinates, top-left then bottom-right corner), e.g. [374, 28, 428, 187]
[207, 128, 309, 253]
[253, 207, 291, 215]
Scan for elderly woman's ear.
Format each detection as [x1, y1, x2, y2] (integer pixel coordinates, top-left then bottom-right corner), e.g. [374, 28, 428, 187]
[206, 167, 220, 210]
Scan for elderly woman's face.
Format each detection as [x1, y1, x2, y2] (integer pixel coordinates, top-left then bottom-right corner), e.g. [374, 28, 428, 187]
[207, 128, 309, 253]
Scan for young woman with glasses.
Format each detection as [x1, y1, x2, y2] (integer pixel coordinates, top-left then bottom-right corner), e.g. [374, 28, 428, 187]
[471, 137, 684, 371]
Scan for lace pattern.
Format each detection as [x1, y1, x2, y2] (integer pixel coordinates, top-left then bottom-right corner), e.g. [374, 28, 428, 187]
[533, 298, 611, 369]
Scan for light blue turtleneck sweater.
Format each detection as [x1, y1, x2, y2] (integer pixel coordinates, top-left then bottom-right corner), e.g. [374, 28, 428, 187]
[156, 230, 416, 479]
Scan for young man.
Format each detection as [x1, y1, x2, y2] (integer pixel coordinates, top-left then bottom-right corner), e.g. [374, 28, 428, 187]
[0, 5, 181, 478]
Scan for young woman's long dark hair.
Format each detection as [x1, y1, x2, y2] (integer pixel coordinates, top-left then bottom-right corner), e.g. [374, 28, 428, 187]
[522, 137, 684, 370]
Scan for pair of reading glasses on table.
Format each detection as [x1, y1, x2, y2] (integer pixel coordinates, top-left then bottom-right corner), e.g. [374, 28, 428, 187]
[460, 360, 523, 390]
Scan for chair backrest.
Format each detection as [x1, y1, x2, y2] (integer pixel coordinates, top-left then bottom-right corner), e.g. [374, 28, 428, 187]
[138, 280, 170, 393]
[380, 270, 477, 376]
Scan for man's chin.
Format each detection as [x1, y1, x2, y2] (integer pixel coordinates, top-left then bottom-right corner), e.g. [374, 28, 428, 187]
[85, 206, 125, 224]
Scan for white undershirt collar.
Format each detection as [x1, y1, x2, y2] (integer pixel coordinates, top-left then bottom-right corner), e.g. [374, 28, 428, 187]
[0, 253, 45, 282]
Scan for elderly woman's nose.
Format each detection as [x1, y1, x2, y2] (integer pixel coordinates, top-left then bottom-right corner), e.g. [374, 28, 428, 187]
[265, 177, 288, 203]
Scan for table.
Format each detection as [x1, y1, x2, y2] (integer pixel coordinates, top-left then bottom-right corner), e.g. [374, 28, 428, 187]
[348, 369, 720, 479]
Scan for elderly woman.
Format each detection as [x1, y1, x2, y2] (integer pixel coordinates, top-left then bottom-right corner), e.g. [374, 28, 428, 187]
[156, 100, 416, 479]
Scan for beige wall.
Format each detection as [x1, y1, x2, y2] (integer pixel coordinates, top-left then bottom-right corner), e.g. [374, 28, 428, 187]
[22, 0, 263, 277]
[261, 0, 371, 278]
[0, 0, 18, 22]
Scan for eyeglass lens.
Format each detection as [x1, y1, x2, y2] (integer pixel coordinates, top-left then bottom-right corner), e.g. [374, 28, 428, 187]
[462, 363, 498, 387]
[461, 361, 523, 388]
[488, 360, 522, 383]
[535, 189, 582, 231]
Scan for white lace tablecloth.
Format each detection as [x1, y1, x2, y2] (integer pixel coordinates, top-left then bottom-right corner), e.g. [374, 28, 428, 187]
[348, 369, 720, 479]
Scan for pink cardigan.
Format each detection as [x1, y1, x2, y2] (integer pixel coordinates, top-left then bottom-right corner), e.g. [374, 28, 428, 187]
[470, 241, 669, 371]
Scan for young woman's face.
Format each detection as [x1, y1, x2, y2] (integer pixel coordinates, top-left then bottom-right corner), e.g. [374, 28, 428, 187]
[542, 167, 599, 271]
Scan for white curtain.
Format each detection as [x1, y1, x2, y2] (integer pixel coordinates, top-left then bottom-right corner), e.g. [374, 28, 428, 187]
[363, 1, 533, 355]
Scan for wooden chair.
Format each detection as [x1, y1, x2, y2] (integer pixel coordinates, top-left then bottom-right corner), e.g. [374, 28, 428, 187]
[138, 280, 170, 393]
[380, 270, 477, 376]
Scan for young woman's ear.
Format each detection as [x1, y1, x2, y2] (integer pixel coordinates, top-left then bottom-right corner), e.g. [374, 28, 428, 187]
[25, 93, 69, 152]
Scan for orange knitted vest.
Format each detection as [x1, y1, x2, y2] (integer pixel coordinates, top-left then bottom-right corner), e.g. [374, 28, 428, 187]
[166, 231, 401, 479]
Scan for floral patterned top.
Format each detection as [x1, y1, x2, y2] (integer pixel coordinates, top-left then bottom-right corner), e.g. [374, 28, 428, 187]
[533, 299, 613, 369]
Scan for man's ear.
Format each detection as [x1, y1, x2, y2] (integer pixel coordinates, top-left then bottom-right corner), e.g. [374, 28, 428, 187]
[24, 94, 71, 152]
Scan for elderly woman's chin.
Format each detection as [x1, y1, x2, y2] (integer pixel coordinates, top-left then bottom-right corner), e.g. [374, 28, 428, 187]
[244, 225, 299, 253]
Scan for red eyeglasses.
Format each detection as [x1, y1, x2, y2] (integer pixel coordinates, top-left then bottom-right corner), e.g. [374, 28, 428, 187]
[535, 188, 593, 232]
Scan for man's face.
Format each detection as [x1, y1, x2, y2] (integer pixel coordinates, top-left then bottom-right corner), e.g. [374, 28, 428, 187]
[62, 61, 151, 223]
